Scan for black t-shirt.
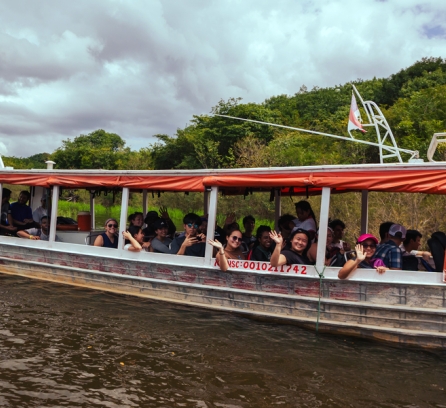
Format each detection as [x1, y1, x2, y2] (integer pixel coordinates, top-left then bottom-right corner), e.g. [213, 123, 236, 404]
[170, 236, 205, 257]
[281, 249, 309, 265]
[251, 245, 272, 262]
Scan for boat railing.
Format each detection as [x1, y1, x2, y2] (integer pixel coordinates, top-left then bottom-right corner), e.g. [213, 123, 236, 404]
[427, 132, 446, 162]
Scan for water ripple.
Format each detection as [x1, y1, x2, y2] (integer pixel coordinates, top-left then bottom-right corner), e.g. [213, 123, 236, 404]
[0, 275, 445, 407]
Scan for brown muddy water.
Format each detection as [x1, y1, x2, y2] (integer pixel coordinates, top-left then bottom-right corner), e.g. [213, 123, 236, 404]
[0, 274, 445, 408]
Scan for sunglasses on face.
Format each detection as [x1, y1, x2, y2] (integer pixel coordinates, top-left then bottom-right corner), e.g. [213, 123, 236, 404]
[107, 224, 118, 228]
[361, 244, 376, 249]
[186, 223, 199, 229]
[231, 236, 243, 243]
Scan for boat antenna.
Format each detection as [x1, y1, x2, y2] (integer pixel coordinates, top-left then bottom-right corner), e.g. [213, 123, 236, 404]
[214, 86, 420, 164]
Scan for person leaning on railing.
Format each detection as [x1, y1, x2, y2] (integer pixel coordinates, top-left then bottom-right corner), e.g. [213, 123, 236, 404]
[122, 225, 151, 252]
[269, 228, 311, 266]
[17, 216, 61, 241]
[170, 213, 205, 257]
[208, 227, 246, 272]
[338, 234, 387, 279]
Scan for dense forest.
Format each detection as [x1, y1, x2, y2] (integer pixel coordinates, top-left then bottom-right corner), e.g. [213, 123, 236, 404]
[3, 57, 446, 241]
[4, 57, 446, 171]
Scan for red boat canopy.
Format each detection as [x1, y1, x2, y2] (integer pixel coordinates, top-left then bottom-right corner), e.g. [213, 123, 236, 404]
[203, 168, 446, 195]
[0, 163, 446, 195]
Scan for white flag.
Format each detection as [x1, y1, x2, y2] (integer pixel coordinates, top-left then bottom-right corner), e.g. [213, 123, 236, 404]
[348, 93, 366, 133]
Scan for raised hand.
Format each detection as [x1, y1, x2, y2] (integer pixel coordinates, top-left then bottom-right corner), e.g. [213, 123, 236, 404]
[122, 231, 132, 240]
[269, 230, 283, 246]
[182, 233, 197, 247]
[208, 238, 223, 251]
[355, 244, 366, 262]
[159, 206, 169, 219]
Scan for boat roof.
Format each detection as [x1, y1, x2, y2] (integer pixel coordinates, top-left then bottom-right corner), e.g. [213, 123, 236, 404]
[1, 162, 446, 195]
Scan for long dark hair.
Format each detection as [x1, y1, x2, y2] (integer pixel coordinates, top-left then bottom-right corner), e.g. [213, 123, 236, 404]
[295, 201, 318, 229]
[125, 225, 142, 245]
[225, 228, 243, 249]
[226, 227, 242, 239]
[128, 212, 143, 224]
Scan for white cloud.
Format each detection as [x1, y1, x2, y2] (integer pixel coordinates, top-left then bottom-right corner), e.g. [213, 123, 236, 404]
[0, 0, 445, 157]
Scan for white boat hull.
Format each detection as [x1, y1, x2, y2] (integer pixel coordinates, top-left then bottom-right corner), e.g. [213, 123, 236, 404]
[1, 241, 445, 349]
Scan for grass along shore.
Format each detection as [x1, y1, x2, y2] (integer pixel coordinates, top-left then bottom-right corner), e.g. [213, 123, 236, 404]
[57, 201, 275, 231]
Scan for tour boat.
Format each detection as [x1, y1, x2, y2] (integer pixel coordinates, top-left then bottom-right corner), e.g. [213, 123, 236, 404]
[1, 87, 446, 349]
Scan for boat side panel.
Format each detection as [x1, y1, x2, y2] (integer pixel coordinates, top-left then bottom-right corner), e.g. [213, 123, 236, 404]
[0, 245, 445, 310]
[1, 256, 446, 348]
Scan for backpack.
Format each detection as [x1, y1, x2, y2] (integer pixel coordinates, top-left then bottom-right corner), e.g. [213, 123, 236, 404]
[427, 231, 446, 272]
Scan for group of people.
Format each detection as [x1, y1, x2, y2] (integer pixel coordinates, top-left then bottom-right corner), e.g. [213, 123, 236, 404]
[338, 222, 435, 279]
[96, 209, 275, 264]
[1, 189, 51, 240]
[197, 200, 436, 278]
[93, 206, 177, 251]
[5, 189, 435, 279]
[93, 201, 320, 273]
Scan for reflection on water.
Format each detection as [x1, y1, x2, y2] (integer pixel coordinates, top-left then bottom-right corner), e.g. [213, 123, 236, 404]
[0, 274, 445, 407]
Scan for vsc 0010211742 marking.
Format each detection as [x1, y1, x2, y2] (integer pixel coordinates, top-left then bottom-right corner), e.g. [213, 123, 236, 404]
[213, 259, 307, 275]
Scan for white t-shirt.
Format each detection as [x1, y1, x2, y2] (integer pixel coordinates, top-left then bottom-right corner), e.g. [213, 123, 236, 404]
[24, 228, 61, 242]
[292, 217, 317, 233]
[32, 207, 48, 223]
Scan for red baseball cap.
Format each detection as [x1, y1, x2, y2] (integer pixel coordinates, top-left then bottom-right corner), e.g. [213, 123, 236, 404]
[357, 233, 379, 244]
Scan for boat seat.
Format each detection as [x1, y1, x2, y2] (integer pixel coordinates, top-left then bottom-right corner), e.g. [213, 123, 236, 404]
[85, 231, 104, 245]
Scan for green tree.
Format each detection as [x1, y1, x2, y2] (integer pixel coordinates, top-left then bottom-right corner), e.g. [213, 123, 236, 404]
[51, 129, 129, 169]
[386, 84, 446, 159]
[3, 152, 51, 169]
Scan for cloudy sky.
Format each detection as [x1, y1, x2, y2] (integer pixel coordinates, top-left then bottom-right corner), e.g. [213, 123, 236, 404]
[0, 0, 445, 157]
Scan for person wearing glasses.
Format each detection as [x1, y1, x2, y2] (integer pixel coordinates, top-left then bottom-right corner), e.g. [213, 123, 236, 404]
[170, 213, 206, 257]
[94, 218, 119, 249]
[208, 228, 246, 272]
[269, 228, 311, 266]
[338, 234, 387, 279]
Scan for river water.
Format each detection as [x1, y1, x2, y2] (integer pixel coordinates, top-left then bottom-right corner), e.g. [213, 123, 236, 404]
[0, 274, 445, 408]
